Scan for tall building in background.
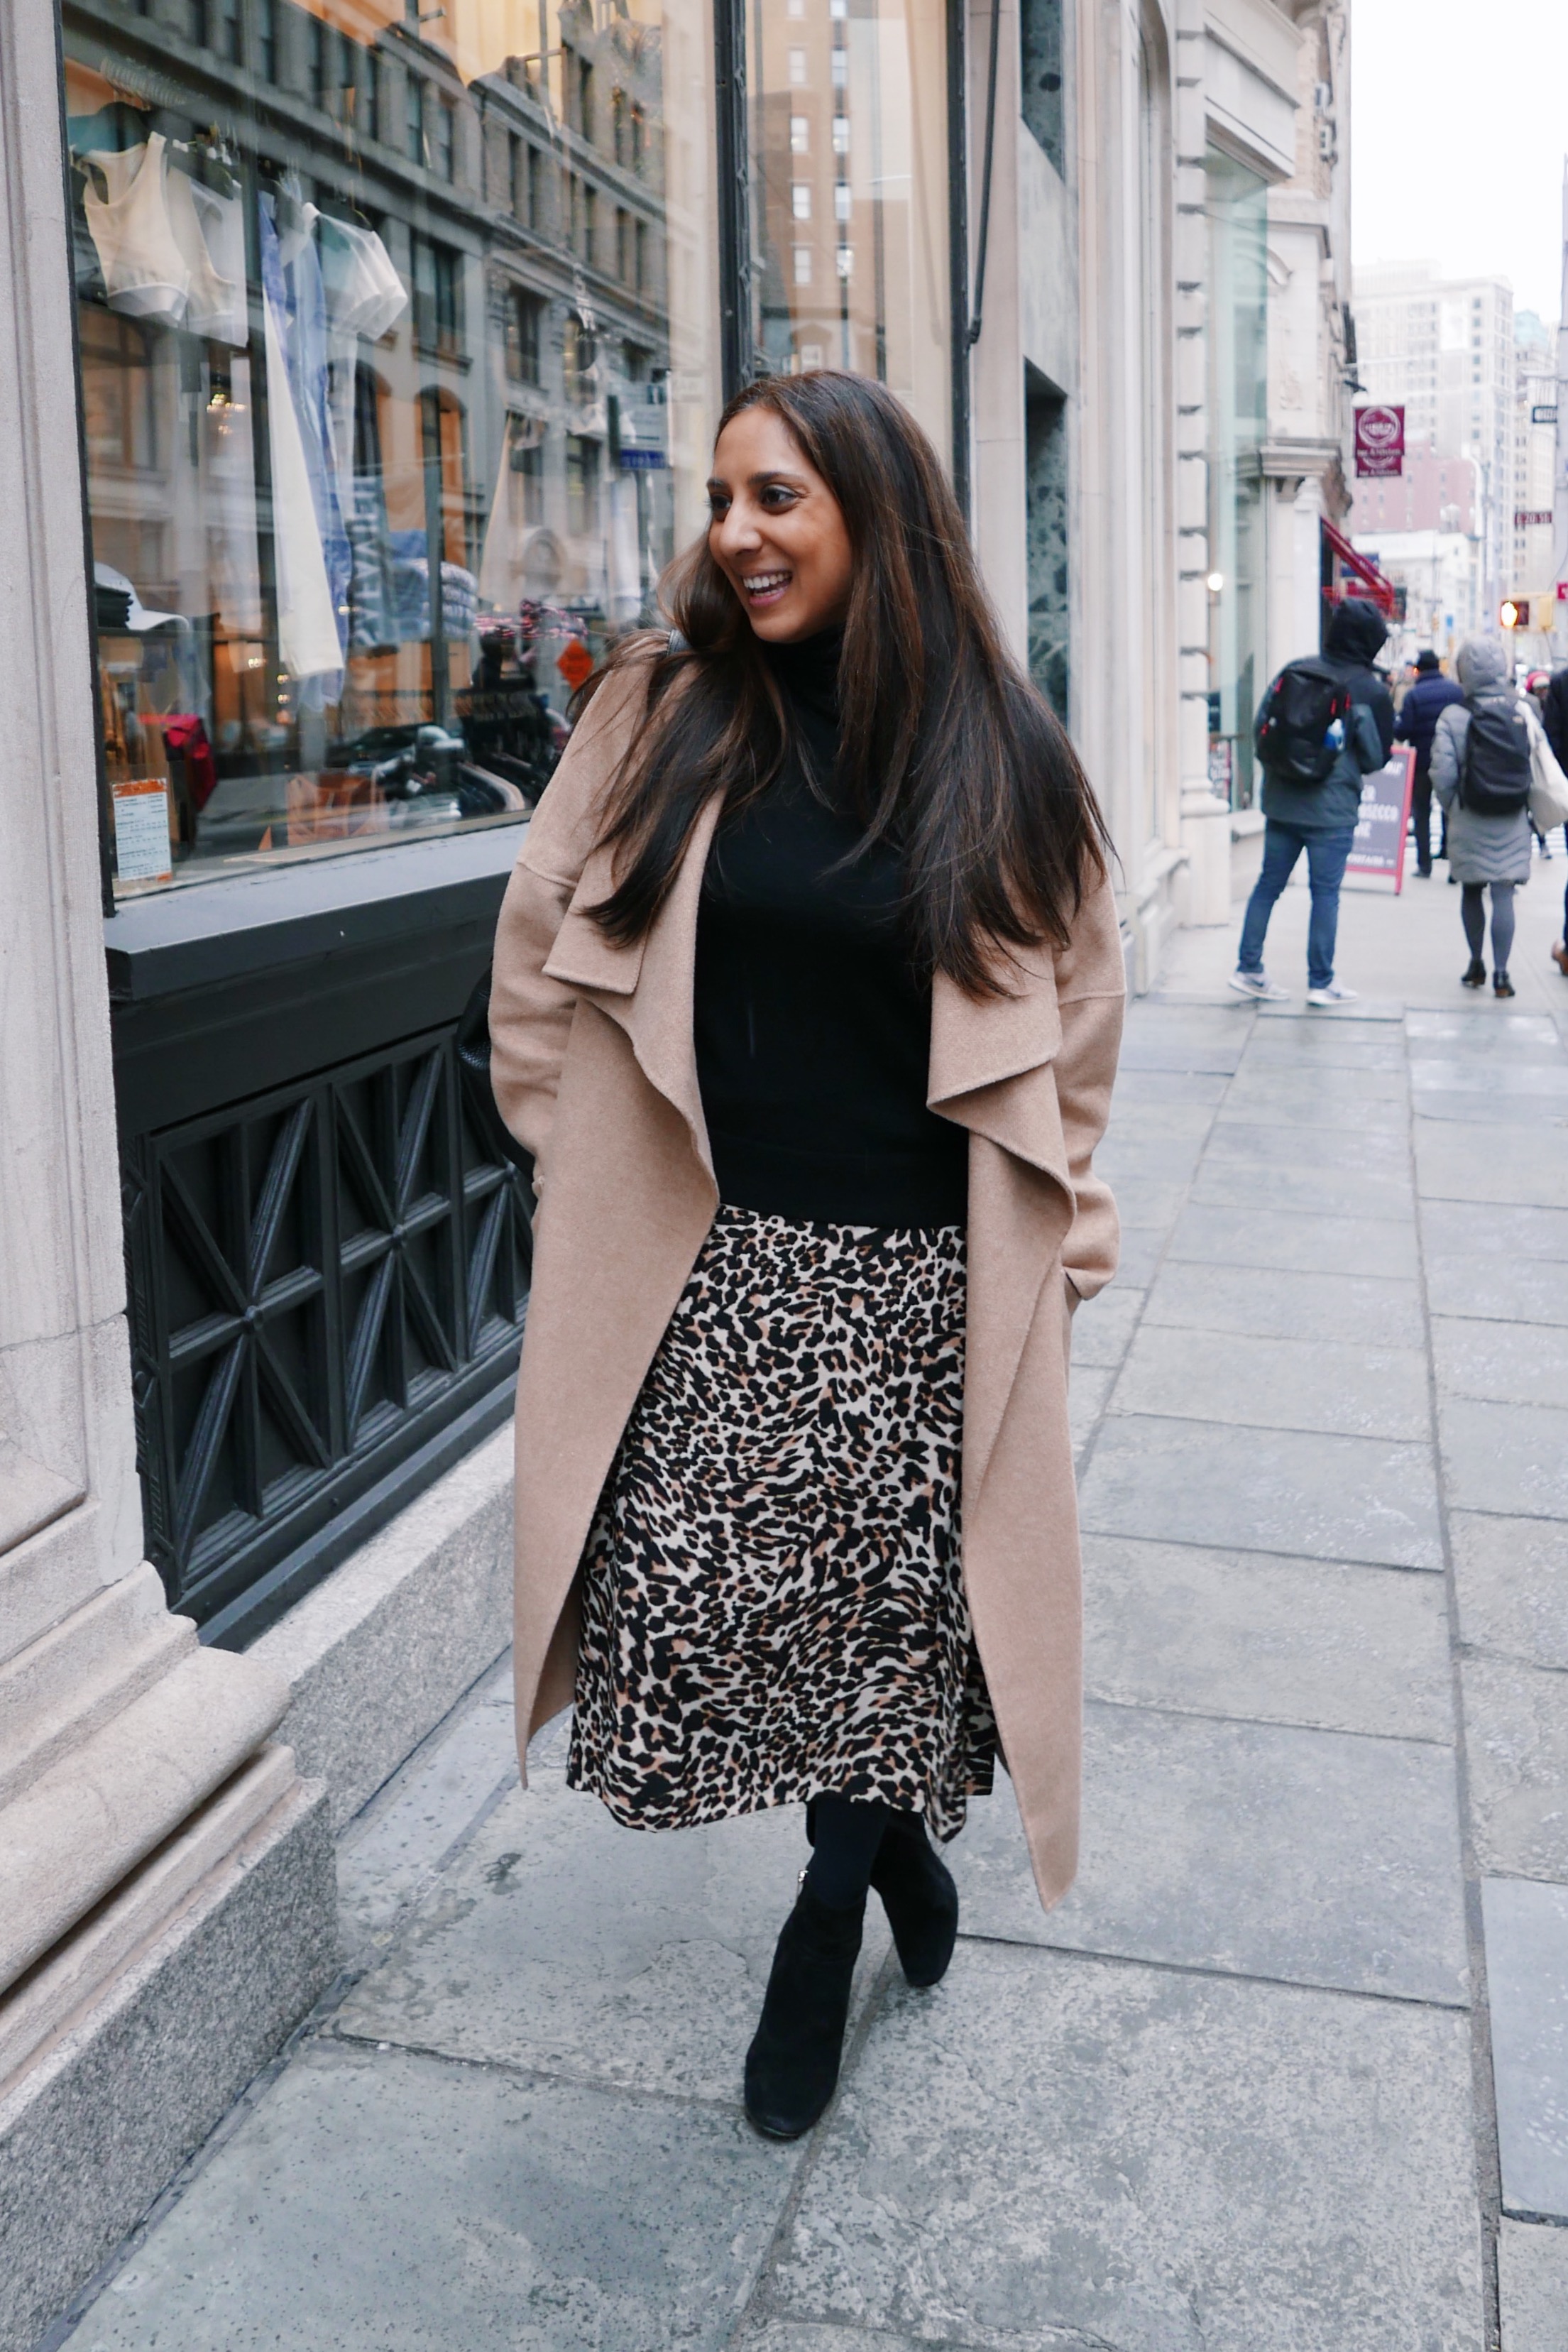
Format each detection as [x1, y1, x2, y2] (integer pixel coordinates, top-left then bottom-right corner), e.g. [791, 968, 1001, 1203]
[1350, 260, 1514, 637]
[1511, 310, 1559, 640]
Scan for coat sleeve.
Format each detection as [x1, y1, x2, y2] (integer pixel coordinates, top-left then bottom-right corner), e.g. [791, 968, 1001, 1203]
[1431, 706, 1464, 808]
[489, 857, 579, 1201]
[1053, 869, 1126, 1302]
[488, 662, 654, 1198]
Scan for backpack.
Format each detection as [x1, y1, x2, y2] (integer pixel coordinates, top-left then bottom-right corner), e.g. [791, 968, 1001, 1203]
[1459, 690, 1533, 815]
[1254, 659, 1354, 787]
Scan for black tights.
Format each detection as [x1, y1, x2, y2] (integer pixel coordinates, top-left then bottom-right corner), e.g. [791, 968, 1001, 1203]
[805, 1794, 915, 1909]
[1462, 882, 1515, 973]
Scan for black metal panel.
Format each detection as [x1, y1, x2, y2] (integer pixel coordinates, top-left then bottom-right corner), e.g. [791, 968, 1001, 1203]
[123, 1020, 530, 1647]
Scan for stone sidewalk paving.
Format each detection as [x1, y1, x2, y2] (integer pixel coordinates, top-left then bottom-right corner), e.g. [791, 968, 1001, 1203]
[50, 866, 1568, 2352]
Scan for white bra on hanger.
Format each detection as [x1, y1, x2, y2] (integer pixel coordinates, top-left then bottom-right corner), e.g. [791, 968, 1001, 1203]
[82, 133, 246, 344]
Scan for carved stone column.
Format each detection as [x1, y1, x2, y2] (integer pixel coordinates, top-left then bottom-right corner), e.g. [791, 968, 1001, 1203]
[0, 13, 335, 2346]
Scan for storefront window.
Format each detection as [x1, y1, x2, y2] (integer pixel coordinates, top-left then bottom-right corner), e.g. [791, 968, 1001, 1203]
[62, 0, 720, 897]
[1205, 144, 1267, 811]
[747, 0, 950, 455]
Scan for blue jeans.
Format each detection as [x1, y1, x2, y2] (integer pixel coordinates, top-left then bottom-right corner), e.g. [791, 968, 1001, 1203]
[1238, 821, 1356, 991]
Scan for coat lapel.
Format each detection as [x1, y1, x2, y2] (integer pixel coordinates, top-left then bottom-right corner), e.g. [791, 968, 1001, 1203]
[542, 795, 725, 1183]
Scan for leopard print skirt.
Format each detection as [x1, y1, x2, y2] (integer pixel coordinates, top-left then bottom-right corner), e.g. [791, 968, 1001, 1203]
[566, 1205, 997, 1842]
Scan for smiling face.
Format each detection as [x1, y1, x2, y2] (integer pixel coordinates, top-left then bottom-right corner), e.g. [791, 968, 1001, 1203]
[706, 405, 855, 643]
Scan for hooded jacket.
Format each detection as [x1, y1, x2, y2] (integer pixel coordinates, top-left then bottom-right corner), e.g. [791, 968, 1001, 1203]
[1396, 669, 1465, 772]
[1430, 635, 1538, 886]
[1257, 598, 1396, 834]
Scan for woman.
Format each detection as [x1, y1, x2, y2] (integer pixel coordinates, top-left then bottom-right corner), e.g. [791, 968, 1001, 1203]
[489, 371, 1122, 2141]
[1432, 635, 1545, 1000]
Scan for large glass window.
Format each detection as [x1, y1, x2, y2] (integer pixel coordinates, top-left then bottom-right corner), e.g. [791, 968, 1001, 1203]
[747, 0, 950, 456]
[1205, 144, 1268, 811]
[63, 0, 720, 896]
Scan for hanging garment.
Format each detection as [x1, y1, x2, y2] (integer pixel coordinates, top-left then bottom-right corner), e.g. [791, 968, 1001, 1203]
[345, 366, 396, 652]
[82, 138, 190, 327]
[258, 198, 344, 691]
[186, 180, 248, 346]
[82, 136, 247, 344]
[260, 192, 350, 696]
[319, 217, 408, 501]
[319, 217, 407, 343]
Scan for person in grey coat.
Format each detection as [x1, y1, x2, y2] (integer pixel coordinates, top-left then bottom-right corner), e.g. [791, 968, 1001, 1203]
[1431, 635, 1542, 999]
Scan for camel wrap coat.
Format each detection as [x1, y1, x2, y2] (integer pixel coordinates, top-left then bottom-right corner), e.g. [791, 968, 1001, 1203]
[489, 662, 1124, 1910]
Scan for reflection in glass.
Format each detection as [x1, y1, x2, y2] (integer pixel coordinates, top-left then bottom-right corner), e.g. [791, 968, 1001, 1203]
[747, 0, 949, 454]
[63, 0, 718, 895]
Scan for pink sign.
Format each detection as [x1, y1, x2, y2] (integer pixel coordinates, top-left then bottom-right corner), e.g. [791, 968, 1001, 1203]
[1354, 405, 1405, 478]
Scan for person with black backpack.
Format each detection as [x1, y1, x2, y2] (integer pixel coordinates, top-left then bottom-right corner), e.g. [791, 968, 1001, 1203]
[1232, 597, 1395, 1005]
[1430, 635, 1544, 998]
[1394, 648, 1464, 875]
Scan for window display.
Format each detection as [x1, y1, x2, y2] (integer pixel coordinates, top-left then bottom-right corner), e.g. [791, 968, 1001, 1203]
[63, 0, 720, 895]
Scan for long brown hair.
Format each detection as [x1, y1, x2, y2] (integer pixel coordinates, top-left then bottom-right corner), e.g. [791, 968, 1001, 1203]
[580, 369, 1108, 995]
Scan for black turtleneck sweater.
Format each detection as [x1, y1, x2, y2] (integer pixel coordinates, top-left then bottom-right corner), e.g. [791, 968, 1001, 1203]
[691, 629, 968, 1227]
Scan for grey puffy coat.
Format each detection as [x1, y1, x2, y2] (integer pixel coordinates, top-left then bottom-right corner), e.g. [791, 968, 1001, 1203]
[1431, 637, 1537, 886]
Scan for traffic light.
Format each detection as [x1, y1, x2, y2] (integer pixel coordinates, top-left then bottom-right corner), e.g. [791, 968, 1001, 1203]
[1500, 596, 1530, 629]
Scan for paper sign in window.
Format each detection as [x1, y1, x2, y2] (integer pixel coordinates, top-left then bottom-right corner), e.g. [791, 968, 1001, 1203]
[112, 777, 172, 885]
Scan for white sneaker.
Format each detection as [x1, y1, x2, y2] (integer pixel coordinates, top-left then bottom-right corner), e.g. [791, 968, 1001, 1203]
[1228, 969, 1290, 1000]
[1306, 982, 1359, 1007]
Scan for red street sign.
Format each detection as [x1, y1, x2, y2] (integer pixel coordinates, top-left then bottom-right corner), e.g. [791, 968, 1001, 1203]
[556, 638, 593, 691]
[1354, 404, 1405, 478]
[1516, 510, 1553, 527]
[1557, 581, 1568, 601]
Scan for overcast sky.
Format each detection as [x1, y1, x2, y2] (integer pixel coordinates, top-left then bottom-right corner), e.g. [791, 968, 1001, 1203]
[1352, 0, 1568, 324]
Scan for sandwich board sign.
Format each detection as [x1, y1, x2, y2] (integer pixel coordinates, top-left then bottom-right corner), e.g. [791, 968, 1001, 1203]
[1346, 745, 1416, 890]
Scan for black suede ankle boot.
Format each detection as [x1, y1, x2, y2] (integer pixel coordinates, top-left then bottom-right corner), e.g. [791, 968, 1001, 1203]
[870, 1815, 959, 1989]
[743, 1881, 864, 2139]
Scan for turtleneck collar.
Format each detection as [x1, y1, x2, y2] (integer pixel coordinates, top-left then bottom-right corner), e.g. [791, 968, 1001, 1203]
[761, 625, 843, 722]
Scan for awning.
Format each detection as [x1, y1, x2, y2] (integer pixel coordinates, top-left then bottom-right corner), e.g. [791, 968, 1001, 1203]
[1320, 518, 1398, 616]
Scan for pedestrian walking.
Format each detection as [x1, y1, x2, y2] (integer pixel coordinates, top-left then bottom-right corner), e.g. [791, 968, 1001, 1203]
[1538, 660, 1568, 973]
[1231, 596, 1395, 1005]
[1430, 635, 1550, 999]
[488, 370, 1124, 2143]
[1393, 647, 1463, 875]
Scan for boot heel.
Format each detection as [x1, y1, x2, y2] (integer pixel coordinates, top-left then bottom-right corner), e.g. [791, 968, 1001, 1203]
[871, 1819, 960, 1989]
[743, 1883, 863, 2139]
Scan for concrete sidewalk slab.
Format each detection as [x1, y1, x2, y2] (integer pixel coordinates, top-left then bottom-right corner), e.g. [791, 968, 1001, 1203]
[1192, 1155, 1415, 1220]
[1432, 1316, 1568, 1408]
[1437, 1397, 1568, 1518]
[768, 1942, 1479, 2352]
[1499, 2220, 1568, 2351]
[1143, 1259, 1425, 1346]
[1082, 1534, 1453, 1738]
[1080, 1413, 1442, 1568]
[336, 1774, 890, 2102]
[1416, 1121, 1568, 1210]
[1482, 1878, 1568, 2221]
[1450, 1512, 1568, 1670]
[1423, 1250, 1568, 1328]
[952, 1709, 1467, 2003]
[1462, 1658, 1568, 1881]
[69, 2038, 800, 2352]
[1420, 1197, 1568, 1260]
[1109, 1324, 1431, 1441]
[1068, 1284, 1146, 1367]
[1167, 1200, 1422, 1277]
